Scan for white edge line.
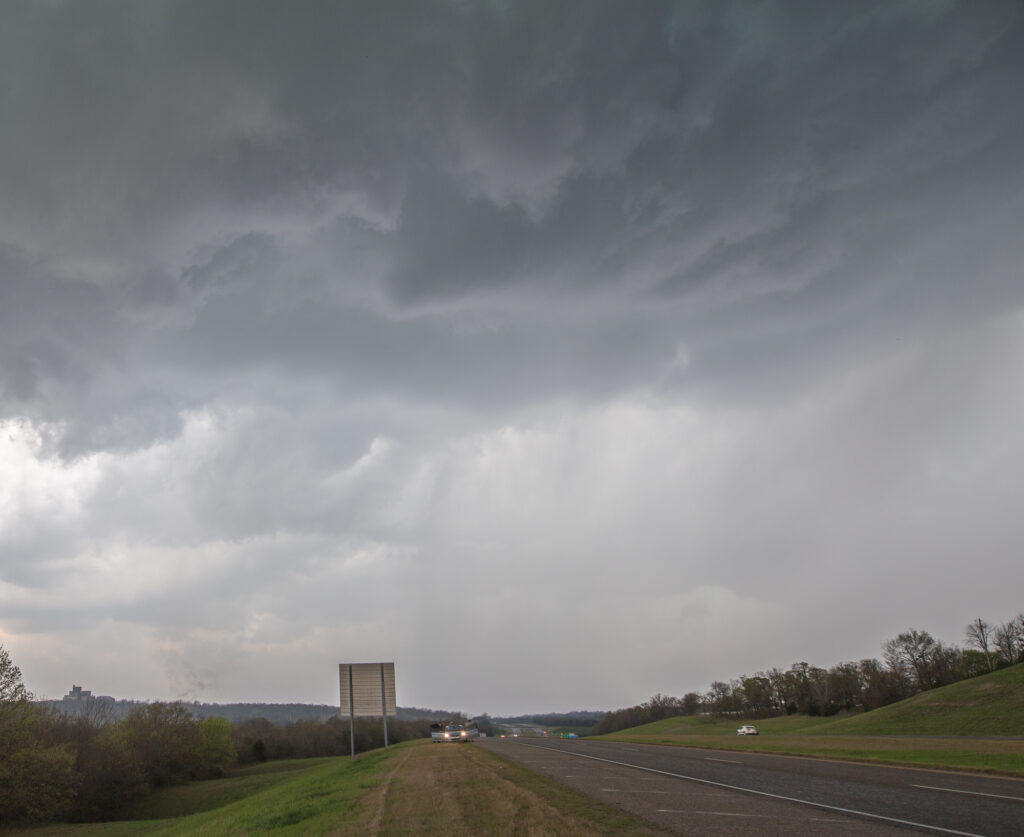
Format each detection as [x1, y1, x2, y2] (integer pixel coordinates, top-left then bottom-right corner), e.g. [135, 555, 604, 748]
[705, 757, 743, 764]
[912, 784, 1024, 803]
[519, 742, 986, 837]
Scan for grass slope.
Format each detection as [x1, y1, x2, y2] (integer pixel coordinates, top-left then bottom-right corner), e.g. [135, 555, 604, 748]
[816, 663, 1024, 737]
[599, 664, 1024, 775]
[11, 748, 406, 836]
[11, 740, 666, 836]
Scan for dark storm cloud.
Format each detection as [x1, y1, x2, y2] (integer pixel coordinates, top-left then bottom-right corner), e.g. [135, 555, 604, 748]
[3, 2, 1021, 421]
[2, 1, 1023, 709]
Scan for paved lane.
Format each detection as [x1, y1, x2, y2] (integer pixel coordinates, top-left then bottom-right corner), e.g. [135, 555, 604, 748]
[477, 738, 1024, 836]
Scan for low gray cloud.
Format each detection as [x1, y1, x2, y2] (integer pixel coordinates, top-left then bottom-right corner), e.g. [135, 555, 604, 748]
[1, 1, 1022, 713]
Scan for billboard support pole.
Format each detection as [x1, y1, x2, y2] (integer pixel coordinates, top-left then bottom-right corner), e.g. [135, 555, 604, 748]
[381, 662, 389, 750]
[348, 664, 355, 760]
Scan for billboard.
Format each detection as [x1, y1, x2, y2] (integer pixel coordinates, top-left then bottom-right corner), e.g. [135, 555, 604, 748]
[339, 662, 396, 718]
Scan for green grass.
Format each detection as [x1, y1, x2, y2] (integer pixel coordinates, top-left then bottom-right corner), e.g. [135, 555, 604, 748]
[11, 747, 409, 836]
[120, 758, 341, 821]
[599, 664, 1024, 776]
[10, 740, 667, 836]
[813, 663, 1024, 737]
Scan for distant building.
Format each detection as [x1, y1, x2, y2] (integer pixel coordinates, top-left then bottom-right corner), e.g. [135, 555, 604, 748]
[63, 684, 93, 701]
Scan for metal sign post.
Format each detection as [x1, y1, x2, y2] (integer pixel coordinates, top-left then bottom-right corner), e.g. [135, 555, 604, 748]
[339, 662, 396, 759]
[381, 663, 389, 750]
[348, 664, 355, 759]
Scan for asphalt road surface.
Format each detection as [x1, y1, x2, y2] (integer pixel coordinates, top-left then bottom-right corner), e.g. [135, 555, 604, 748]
[476, 738, 1024, 836]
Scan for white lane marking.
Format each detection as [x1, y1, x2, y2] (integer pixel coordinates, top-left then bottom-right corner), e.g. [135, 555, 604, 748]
[519, 742, 986, 837]
[601, 789, 670, 794]
[705, 757, 743, 764]
[912, 784, 1024, 802]
[657, 810, 847, 822]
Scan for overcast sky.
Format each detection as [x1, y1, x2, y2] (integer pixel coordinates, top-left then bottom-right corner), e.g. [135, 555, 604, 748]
[1, 1, 1022, 716]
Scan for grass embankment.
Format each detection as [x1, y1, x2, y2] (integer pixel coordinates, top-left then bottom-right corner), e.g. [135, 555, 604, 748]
[11, 740, 664, 836]
[822, 662, 1024, 737]
[600, 664, 1024, 776]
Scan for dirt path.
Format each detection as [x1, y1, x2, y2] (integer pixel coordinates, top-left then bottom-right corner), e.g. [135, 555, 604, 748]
[373, 742, 666, 836]
[357, 747, 416, 835]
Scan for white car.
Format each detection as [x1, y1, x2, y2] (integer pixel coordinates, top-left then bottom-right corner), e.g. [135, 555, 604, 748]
[736, 725, 759, 736]
[431, 722, 471, 743]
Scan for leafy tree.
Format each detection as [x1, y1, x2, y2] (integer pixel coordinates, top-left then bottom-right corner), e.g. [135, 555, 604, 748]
[680, 692, 702, 715]
[705, 681, 733, 717]
[737, 675, 772, 717]
[0, 645, 30, 703]
[198, 717, 236, 777]
[857, 657, 909, 709]
[826, 662, 863, 713]
[782, 662, 814, 715]
[764, 667, 789, 713]
[0, 645, 75, 825]
[122, 702, 203, 788]
[70, 724, 147, 821]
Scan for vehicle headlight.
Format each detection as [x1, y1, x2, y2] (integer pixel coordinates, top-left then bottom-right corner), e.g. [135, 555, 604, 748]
[461, 730, 467, 737]
[443, 732, 450, 738]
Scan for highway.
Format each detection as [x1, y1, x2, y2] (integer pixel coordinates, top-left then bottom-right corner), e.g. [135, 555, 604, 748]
[477, 738, 1024, 836]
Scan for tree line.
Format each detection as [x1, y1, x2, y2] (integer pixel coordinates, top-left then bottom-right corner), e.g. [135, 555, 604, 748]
[40, 697, 459, 726]
[0, 645, 432, 826]
[494, 710, 603, 728]
[593, 611, 1024, 735]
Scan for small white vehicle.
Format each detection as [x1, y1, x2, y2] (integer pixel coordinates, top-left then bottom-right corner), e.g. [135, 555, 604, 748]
[736, 725, 759, 735]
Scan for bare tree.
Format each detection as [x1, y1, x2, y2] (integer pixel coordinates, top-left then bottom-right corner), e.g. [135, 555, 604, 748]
[883, 629, 941, 691]
[964, 618, 995, 672]
[994, 614, 1024, 666]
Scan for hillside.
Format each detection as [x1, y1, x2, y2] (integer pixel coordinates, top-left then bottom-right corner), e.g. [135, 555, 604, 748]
[595, 665, 1024, 775]
[812, 662, 1024, 737]
[604, 664, 1024, 741]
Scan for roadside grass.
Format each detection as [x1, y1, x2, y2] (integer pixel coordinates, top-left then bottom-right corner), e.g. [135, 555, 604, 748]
[8, 746, 405, 836]
[599, 664, 1024, 776]
[377, 740, 664, 836]
[9, 740, 666, 836]
[120, 758, 341, 821]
